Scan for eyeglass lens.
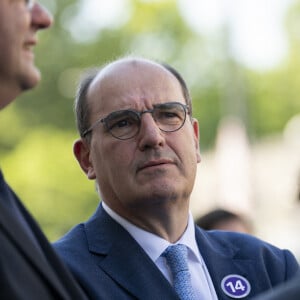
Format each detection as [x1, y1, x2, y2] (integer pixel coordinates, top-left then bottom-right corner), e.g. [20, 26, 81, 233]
[104, 102, 187, 140]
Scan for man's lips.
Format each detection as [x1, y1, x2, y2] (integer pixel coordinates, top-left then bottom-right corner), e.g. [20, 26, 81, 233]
[137, 159, 174, 172]
[24, 38, 37, 50]
[26, 36, 37, 45]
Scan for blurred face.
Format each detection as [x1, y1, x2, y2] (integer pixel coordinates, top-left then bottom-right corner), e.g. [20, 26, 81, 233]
[75, 60, 201, 220]
[0, 0, 52, 109]
[212, 219, 251, 234]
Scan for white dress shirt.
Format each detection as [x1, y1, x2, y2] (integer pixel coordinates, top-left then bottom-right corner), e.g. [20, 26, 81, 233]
[102, 202, 218, 300]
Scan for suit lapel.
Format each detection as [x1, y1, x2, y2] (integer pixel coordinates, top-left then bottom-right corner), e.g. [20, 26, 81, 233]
[0, 180, 69, 298]
[195, 227, 257, 299]
[85, 204, 179, 300]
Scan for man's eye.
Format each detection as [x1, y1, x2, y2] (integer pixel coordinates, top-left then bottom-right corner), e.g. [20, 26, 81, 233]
[163, 112, 179, 118]
[115, 119, 132, 128]
[158, 111, 181, 120]
[110, 116, 136, 129]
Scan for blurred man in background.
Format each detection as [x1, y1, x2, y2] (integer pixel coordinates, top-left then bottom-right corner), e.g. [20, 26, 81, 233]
[196, 208, 253, 234]
[0, 1, 87, 299]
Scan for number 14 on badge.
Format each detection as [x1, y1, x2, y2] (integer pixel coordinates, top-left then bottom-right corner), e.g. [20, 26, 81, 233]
[221, 274, 251, 298]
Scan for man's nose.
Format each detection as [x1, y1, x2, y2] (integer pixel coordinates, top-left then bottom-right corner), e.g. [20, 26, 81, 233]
[31, 2, 53, 30]
[137, 113, 165, 151]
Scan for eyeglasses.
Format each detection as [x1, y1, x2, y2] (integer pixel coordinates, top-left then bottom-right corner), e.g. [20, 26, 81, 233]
[26, 0, 35, 10]
[83, 101, 189, 140]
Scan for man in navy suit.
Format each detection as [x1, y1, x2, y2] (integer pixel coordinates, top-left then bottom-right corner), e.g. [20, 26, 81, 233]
[54, 57, 299, 299]
[0, 1, 87, 299]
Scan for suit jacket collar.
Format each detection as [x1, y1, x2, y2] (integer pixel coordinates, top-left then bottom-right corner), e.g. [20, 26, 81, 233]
[85, 204, 180, 300]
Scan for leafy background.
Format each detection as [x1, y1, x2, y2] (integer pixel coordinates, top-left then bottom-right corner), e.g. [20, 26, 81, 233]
[1, 0, 300, 242]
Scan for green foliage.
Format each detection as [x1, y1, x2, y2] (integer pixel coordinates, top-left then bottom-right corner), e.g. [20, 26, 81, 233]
[246, 67, 300, 137]
[1, 127, 98, 241]
[1, 0, 300, 239]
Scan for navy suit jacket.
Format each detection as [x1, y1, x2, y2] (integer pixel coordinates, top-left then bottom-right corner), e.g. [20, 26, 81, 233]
[54, 204, 299, 300]
[0, 171, 87, 300]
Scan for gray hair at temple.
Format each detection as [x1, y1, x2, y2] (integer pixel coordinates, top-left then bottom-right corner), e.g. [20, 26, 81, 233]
[74, 57, 193, 140]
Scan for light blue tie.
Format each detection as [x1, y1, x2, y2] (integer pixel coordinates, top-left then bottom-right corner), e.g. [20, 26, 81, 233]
[163, 244, 196, 300]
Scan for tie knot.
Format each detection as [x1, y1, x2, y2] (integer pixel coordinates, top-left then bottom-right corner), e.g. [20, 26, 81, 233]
[163, 244, 189, 274]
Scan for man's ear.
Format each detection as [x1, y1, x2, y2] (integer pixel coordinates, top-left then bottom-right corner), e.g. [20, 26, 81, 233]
[192, 118, 201, 163]
[73, 138, 96, 180]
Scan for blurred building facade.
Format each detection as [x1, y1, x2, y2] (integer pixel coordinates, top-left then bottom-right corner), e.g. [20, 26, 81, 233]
[191, 114, 300, 260]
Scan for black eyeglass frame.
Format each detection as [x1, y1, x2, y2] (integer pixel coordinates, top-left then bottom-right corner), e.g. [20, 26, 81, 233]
[82, 101, 190, 140]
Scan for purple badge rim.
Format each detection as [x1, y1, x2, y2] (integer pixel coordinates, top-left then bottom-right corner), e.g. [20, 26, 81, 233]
[221, 274, 251, 299]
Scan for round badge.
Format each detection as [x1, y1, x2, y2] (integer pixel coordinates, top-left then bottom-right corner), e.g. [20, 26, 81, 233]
[221, 274, 251, 298]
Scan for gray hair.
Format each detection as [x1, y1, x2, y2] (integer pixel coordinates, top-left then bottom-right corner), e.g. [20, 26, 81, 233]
[74, 67, 99, 139]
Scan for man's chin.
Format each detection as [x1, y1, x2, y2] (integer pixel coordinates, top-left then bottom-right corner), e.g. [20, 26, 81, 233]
[141, 183, 178, 201]
[20, 68, 41, 90]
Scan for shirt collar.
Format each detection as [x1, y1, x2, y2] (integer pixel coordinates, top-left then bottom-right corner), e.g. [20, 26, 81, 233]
[102, 201, 202, 264]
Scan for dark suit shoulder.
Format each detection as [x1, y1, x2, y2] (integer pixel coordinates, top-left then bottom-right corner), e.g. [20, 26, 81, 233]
[54, 223, 87, 256]
[252, 274, 300, 300]
[53, 222, 103, 287]
[210, 229, 295, 260]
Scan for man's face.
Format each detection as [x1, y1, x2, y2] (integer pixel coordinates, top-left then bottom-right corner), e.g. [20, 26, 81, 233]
[0, 0, 52, 109]
[76, 60, 201, 220]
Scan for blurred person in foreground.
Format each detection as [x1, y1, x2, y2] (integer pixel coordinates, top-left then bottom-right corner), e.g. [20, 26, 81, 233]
[54, 57, 299, 300]
[252, 272, 300, 300]
[0, 1, 87, 299]
[196, 208, 253, 234]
